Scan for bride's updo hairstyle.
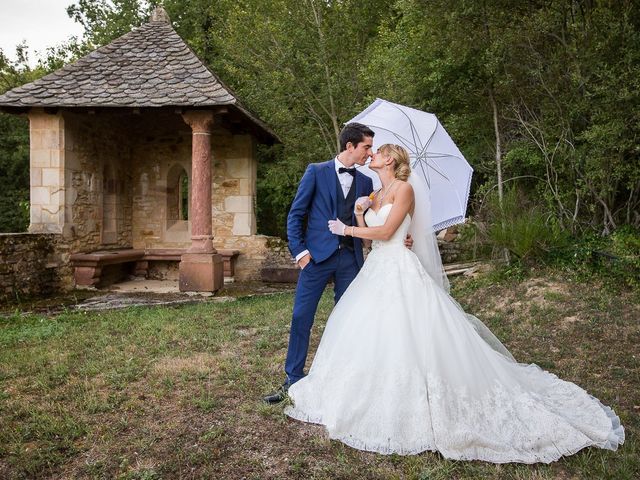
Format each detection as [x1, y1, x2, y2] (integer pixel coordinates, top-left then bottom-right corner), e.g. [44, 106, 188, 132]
[379, 144, 411, 181]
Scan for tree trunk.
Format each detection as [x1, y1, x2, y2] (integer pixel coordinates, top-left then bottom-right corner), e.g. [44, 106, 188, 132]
[489, 87, 510, 263]
[308, 0, 340, 152]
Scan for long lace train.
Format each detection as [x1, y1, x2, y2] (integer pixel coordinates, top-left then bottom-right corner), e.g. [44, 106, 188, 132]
[284, 205, 624, 463]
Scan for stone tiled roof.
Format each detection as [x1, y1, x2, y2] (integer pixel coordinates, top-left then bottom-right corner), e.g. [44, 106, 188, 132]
[0, 8, 277, 141]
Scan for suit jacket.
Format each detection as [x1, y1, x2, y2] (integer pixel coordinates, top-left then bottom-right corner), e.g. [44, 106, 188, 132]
[287, 160, 374, 268]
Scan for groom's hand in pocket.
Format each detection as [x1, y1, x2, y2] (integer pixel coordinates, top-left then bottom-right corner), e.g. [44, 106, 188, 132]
[404, 234, 414, 249]
[298, 253, 312, 270]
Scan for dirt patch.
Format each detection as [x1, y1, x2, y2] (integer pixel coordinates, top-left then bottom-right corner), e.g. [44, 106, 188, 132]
[560, 315, 581, 328]
[152, 353, 219, 376]
[522, 278, 569, 307]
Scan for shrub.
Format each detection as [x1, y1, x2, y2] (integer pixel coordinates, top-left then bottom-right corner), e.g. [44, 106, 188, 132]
[551, 226, 640, 290]
[479, 187, 569, 263]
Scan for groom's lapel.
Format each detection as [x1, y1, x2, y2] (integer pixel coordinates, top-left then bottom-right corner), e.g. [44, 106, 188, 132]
[354, 170, 365, 197]
[324, 161, 337, 214]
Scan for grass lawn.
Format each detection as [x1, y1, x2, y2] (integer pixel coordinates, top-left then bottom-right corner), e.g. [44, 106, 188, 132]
[0, 270, 638, 479]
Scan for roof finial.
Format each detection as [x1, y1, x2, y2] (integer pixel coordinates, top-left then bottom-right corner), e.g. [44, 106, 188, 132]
[150, 6, 170, 24]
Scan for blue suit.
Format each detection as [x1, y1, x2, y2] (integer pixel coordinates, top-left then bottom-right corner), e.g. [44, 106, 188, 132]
[285, 160, 374, 384]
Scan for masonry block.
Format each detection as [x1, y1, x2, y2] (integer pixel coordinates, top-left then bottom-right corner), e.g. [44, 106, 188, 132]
[224, 195, 252, 213]
[30, 168, 42, 187]
[31, 186, 50, 204]
[232, 213, 253, 236]
[42, 168, 63, 186]
[31, 149, 50, 168]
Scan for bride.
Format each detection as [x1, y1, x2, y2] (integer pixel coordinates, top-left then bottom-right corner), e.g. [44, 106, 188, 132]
[283, 144, 624, 463]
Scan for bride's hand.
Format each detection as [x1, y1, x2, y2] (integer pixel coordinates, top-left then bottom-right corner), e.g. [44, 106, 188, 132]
[354, 195, 373, 214]
[328, 219, 347, 236]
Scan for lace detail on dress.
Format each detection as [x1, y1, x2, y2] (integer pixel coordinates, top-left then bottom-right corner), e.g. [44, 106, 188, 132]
[286, 369, 624, 462]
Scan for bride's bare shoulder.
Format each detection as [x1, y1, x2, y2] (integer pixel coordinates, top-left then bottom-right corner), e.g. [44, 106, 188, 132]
[395, 180, 414, 195]
[390, 181, 414, 207]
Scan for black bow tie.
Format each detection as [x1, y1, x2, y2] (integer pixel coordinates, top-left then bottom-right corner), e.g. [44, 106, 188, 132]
[339, 167, 356, 176]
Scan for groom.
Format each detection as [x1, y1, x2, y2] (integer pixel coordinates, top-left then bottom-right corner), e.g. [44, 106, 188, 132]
[263, 123, 376, 404]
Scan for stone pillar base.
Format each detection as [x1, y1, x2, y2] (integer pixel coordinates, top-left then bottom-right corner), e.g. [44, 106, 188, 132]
[74, 266, 102, 287]
[179, 252, 224, 292]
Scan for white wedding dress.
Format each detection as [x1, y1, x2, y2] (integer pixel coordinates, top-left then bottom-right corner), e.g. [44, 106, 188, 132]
[284, 204, 624, 463]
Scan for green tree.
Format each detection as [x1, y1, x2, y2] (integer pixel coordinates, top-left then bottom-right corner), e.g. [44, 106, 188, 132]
[504, 1, 640, 234]
[203, 0, 394, 236]
[0, 48, 41, 232]
[2, 0, 639, 242]
[367, 0, 640, 238]
[66, 0, 151, 50]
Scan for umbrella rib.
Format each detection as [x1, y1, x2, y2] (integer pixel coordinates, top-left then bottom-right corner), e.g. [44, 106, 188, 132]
[416, 159, 431, 188]
[417, 151, 468, 161]
[414, 158, 451, 182]
[361, 123, 419, 152]
[422, 153, 458, 159]
[417, 121, 438, 159]
[386, 101, 425, 152]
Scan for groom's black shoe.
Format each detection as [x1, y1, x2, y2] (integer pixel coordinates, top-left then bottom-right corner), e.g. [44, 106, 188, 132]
[263, 383, 290, 404]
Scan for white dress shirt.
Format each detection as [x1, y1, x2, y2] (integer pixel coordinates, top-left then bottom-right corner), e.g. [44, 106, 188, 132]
[334, 157, 355, 197]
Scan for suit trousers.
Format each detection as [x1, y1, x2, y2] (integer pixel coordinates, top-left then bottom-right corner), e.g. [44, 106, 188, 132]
[284, 248, 359, 384]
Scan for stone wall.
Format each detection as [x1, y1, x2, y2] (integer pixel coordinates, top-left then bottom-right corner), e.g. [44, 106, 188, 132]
[130, 112, 192, 249]
[28, 109, 134, 252]
[63, 111, 134, 251]
[0, 233, 71, 301]
[214, 234, 293, 282]
[25, 109, 269, 286]
[439, 241, 462, 264]
[214, 134, 257, 238]
[128, 115, 258, 252]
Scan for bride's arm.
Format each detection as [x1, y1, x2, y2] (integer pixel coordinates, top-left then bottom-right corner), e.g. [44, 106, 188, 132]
[347, 183, 414, 241]
[354, 213, 371, 248]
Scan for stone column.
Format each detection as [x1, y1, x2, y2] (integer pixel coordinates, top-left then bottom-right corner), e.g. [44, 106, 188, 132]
[28, 109, 66, 233]
[179, 110, 224, 292]
[224, 135, 257, 236]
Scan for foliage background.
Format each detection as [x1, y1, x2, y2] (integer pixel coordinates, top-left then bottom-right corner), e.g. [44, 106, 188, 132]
[1, 0, 638, 254]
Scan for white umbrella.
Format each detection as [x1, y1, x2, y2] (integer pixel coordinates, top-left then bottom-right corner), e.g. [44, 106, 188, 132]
[347, 98, 473, 231]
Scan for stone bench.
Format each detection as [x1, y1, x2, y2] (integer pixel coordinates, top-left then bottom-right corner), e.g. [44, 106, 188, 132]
[71, 248, 241, 287]
[217, 249, 241, 279]
[134, 248, 241, 280]
[71, 249, 145, 287]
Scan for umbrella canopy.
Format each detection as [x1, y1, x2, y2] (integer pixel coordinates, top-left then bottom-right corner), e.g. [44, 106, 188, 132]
[347, 98, 473, 231]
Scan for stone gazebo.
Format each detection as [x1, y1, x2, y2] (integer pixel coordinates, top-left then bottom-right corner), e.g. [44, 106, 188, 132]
[0, 7, 279, 293]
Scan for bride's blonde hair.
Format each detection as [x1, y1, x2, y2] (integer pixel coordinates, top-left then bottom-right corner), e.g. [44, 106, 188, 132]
[379, 144, 411, 181]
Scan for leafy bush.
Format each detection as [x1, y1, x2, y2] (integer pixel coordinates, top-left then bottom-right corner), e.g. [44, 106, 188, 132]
[0, 113, 29, 233]
[479, 187, 569, 263]
[550, 226, 640, 290]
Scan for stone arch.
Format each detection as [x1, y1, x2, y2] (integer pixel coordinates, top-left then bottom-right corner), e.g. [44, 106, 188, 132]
[166, 164, 190, 229]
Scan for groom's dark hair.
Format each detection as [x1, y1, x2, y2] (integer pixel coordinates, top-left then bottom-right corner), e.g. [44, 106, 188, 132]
[339, 122, 375, 152]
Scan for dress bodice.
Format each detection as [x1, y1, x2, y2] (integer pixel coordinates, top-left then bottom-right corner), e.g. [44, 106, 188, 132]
[364, 203, 411, 248]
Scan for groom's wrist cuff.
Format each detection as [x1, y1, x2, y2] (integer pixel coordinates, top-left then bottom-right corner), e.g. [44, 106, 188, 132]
[295, 250, 310, 263]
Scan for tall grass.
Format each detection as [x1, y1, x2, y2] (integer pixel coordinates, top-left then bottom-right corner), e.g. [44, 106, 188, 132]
[477, 187, 568, 263]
